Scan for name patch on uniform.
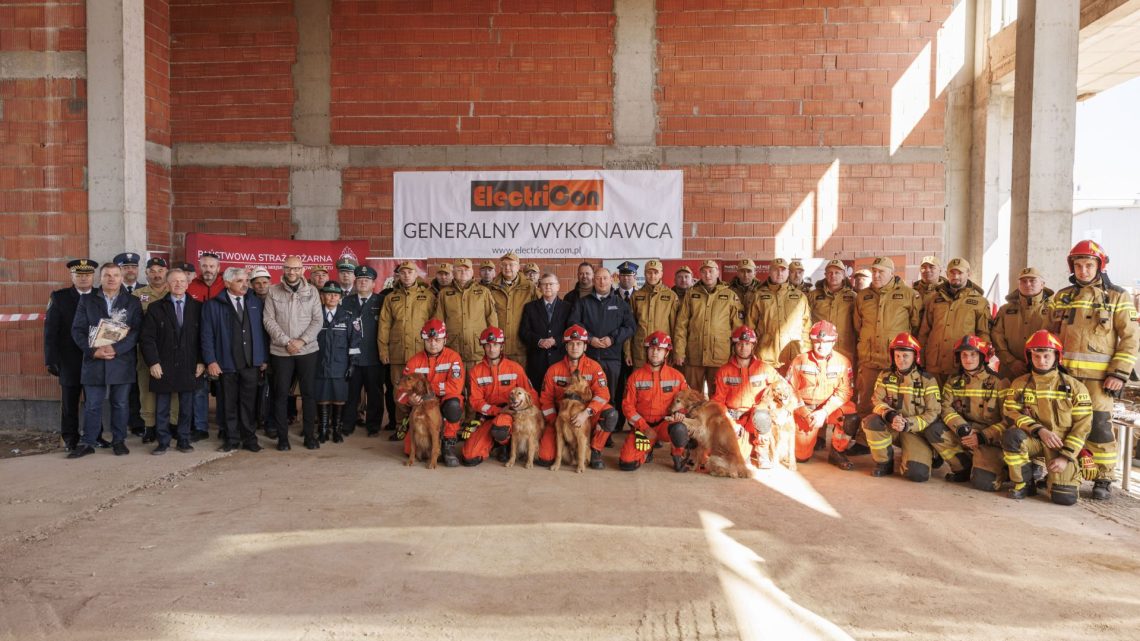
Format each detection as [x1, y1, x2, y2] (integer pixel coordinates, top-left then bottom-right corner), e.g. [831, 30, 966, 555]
[892, 294, 904, 299]
[718, 294, 729, 300]
[966, 299, 979, 305]
[1005, 308, 1018, 314]
[634, 381, 653, 390]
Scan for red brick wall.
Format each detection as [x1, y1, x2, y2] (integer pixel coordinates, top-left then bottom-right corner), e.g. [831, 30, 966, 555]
[330, 0, 614, 145]
[0, 0, 85, 52]
[169, 0, 297, 143]
[171, 166, 292, 258]
[146, 0, 172, 255]
[657, 0, 950, 147]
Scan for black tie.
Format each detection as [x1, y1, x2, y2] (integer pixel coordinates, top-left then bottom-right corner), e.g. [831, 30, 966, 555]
[234, 297, 244, 320]
[175, 299, 183, 328]
[623, 290, 630, 302]
[546, 301, 553, 321]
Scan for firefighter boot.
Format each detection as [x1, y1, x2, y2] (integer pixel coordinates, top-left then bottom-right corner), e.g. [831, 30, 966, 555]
[872, 447, 894, 477]
[442, 438, 460, 468]
[1091, 479, 1112, 500]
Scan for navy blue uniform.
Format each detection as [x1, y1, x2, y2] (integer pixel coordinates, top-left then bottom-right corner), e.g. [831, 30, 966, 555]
[315, 305, 362, 402]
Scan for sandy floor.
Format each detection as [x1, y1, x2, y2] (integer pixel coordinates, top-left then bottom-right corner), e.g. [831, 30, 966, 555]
[1, 433, 1138, 641]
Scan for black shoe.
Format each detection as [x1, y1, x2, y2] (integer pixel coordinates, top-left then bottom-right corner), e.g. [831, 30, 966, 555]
[342, 425, 355, 436]
[1091, 479, 1112, 500]
[219, 442, 238, 453]
[176, 440, 194, 452]
[871, 455, 894, 477]
[141, 427, 157, 444]
[829, 450, 854, 471]
[388, 432, 402, 441]
[265, 428, 278, 440]
[945, 468, 971, 482]
[494, 445, 511, 463]
[190, 431, 209, 442]
[672, 455, 690, 473]
[845, 443, 870, 456]
[304, 437, 320, 450]
[277, 440, 291, 452]
[442, 439, 460, 467]
[243, 441, 262, 453]
[130, 426, 145, 437]
[95, 437, 112, 449]
[67, 444, 95, 459]
[1008, 484, 1031, 500]
[589, 449, 605, 470]
[931, 453, 945, 470]
[152, 444, 169, 455]
[112, 442, 130, 456]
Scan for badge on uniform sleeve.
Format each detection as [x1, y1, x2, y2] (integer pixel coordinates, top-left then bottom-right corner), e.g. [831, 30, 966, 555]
[451, 363, 462, 379]
[1077, 392, 1091, 404]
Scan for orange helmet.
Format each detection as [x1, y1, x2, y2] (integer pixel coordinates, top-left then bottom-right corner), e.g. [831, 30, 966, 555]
[1024, 329, 1063, 364]
[563, 324, 590, 343]
[889, 332, 922, 365]
[1068, 240, 1109, 272]
[421, 318, 446, 340]
[479, 326, 505, 345]
[644, 330, 673, 351]
[809, 320, 838, 343]
[731, 325, 758, 344]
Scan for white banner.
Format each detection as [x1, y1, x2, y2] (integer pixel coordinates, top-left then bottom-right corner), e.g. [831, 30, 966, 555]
[394, 170, 683, 259]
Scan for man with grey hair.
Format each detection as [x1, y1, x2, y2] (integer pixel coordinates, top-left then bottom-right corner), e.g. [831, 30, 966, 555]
[520, 272, 571, 390]
[263, 255, 324, 450]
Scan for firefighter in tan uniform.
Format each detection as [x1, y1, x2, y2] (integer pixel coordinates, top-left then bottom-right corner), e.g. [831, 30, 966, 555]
[673, 259, 743, 396]
[808, 259, 858, 368]
[672, 265, 693, 299]
[489, 252, 538, 367]
[912, 255, 946, 307]
[133, 257, 173, 444]
[853, 257, 922, 416]
[990, 267, 1051, 381]
[917, 258, 991, 383]
[1002, 330, 1094, 505]
[729, 259, 763, 313]
[1046, 241, 1139, 500]
[746, 257, 810, 371]
[378, 261, 437, 438]
[434, 257, 499, 373]
[928, 336, 1009, 490]
[625, 259, 681, 370]
[861, 332, 943, 482]
[789, 259, 812, 294]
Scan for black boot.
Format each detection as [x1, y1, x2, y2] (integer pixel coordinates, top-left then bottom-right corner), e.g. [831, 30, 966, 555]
[672, 454, 689, 473]
[495, 443, 511, 463]
[442, 438, 460, 467]
[141, 426, 157, 444]
[317, 405, 330, 443]
[944, 454, 972, 482]
[871, 448, 894, 477]
[829, 449, 854, 471]
[1091, 479, 1112, 500]
[589, 448, 604, 470]
[1008, 483, 1032, 500]
[330, 406, 344, 443]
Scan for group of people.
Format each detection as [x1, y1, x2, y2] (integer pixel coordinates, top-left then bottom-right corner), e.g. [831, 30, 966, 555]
[43, 242, 1137, 504]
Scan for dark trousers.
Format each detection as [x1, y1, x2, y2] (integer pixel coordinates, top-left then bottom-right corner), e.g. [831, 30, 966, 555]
[598, 358, 622, 424]
[156, 391, 194, 445]
[379, 363, 396, 429]
[272, 352, 318, 442]
[615, 359, 632, 430]
[60, 384, 82, 447]
[128, 379, 143, 429]
[222, 367, 259, 445]
[345, 364, 383, 433]
[256, 375, 275, 431]
[82, 383, 130, 446]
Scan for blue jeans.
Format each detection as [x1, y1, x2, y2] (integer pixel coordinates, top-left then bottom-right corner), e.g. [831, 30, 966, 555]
[156, 391, 195, 445]
[193, 381, 209, 432]
[82, 383, 130, 446]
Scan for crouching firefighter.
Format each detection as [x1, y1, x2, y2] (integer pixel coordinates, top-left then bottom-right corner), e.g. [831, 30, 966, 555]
[861, 332, 944, 481]
[1001, 330, 1094, 505]
[784, 320, 859, 468]
[929, 335, 1010, 489]
[460, 326, 536, 466]
[618, 331, 690, 471]
[399, 319, 466, 467]
[711, 325, 786, 469]
[536, 325, 620, 470]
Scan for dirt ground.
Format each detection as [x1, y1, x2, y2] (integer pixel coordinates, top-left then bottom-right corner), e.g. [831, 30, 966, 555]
[1, 431, 1138, 641]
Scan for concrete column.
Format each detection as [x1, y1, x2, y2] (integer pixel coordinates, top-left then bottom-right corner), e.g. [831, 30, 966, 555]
[612, 0, 656, 148]
[86, 0, 147, 260]
[291, 0, 338, 240]
[1009, 0, 1080, 289]
[942, 0, 978, 267]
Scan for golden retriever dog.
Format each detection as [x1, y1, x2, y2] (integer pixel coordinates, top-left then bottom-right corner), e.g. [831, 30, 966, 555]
[503, 386, 542, 469]
[551, 372, 593, 473]
[396, 374, 441, 469]
[758, 375, 800, 471]
[668, 388, 750, 479]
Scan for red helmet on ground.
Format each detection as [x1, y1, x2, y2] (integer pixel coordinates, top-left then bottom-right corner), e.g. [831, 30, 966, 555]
[809, 321, 839, 343]
[731, 326, 758, 344]
[563, 324, 590, 343]
[421, 318, 447, 340]
[889, 332, 922, 365]
[479, 326, 505, 345]
[1068, 240, 1109, 273]
[644, 330, 673, 351]
[1024, 329, 1063, 364]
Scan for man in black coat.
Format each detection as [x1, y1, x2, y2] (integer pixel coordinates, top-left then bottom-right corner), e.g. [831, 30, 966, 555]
[44, 258, 101, 451]
[140, 268, 204, 454]
[568, 267, 635, 431]
[341, 265, 386, 436]
[519, 272, 571, 391]
[69, 262, 144, 458]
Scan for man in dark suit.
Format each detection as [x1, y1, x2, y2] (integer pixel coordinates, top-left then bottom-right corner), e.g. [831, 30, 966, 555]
[202, 267, 268, 453]
[568, 267, 635, 437]
[44, 258, 101, 451]
[69, 262, 144, 458]
[114, 252, 146, 436]
[140, 268, 204, 454]
[341, 265, 385, 436]
[519, 272, 572, 391]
